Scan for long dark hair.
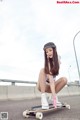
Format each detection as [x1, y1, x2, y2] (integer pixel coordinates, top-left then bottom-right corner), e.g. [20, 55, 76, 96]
[43, 42, 59, 76]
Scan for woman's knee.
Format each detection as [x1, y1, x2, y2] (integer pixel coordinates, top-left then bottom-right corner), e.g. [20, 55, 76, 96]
[40, 68, 45, 75]
[38, 87, 41, 92]
[61, 77, 67, 85]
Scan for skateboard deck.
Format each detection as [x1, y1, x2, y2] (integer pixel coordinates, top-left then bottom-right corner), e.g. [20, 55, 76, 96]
[23, 103, 70, 120]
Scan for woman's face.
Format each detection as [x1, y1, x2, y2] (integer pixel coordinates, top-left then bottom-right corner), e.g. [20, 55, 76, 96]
[45, 47, 53, 59]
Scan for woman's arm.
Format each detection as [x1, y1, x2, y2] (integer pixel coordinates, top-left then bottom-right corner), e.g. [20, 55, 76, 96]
[47, 61, 56, 96]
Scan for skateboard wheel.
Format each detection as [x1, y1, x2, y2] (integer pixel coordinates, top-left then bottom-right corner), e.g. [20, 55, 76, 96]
[23, 110, 30, 118]
[36, 112, 43, 120]
[66, 104, 70, 109]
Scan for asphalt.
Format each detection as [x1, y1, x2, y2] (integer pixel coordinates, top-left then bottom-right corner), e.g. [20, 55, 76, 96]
[0, 95, 80, 120]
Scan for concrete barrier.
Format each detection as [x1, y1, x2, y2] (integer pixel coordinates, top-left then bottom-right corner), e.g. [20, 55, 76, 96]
[57, 85, 80, 96]
[0, 86, 36, 100]
[0, 85, 80, 100]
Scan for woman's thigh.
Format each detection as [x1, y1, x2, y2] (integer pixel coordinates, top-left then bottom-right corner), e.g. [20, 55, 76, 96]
[55, 77, 67, 93]
[37, 76, 67, 93]
[45, 83, 51, 93]
[44, 77, 67, 93]
[37, 80, 51, 93]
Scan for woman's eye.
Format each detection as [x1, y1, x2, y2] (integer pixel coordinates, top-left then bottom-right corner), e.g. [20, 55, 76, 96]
[46, 51, 48, 54]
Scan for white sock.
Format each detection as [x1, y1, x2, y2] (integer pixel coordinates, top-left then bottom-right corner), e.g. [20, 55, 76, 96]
[41, 93, 46, 96]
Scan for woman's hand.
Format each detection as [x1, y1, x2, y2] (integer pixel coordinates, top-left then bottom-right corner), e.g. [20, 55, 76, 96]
[47, 74, 53, 80]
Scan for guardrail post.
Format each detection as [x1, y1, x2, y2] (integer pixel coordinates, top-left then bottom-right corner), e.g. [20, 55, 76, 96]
[11, 82, 15, 86]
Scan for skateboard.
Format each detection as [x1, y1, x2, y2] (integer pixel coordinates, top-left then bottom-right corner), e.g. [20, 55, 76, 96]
[23, 103, 70, 120]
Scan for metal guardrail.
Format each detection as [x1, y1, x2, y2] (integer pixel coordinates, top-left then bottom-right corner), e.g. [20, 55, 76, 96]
[0, 79, 79, 86]
[67, 83, 80, 86]
[0, 79, 37, 85]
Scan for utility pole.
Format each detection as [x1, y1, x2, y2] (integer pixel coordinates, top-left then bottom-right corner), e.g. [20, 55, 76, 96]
[73, 31, 80, 83]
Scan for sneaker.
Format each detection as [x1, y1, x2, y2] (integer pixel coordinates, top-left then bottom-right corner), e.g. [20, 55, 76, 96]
[41, 93, 49, 109]
[49, 95, 62, 107]
[56, 96, 62, 107]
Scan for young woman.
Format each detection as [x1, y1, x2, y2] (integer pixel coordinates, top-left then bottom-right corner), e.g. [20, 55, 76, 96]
[37, 42, 67, 109]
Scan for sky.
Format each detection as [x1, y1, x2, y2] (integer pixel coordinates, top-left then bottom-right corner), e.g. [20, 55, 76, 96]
[0, 0, 80, 85]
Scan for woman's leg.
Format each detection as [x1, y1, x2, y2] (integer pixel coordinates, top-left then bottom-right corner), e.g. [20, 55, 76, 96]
[37, 70, 67, 108]
[55, 77, 67, 93]
[37, 68, 49, 109]
[43, 77, 67, 93]
[37, 68, 47, 92]
[44, 77, 67, 107]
